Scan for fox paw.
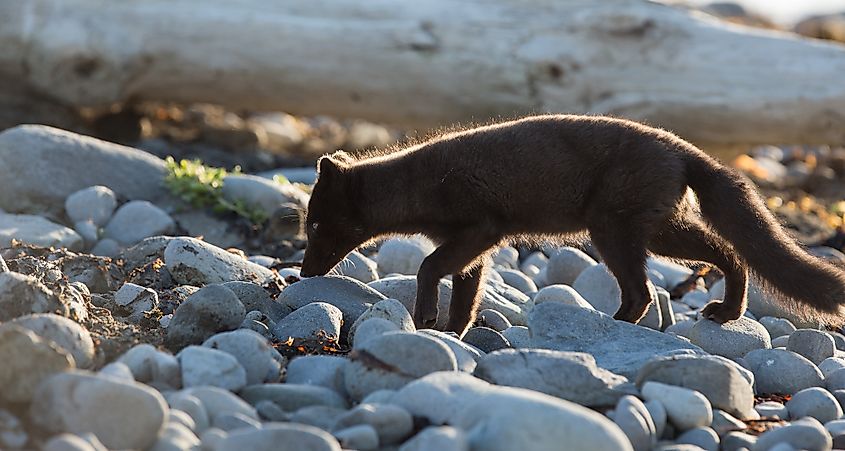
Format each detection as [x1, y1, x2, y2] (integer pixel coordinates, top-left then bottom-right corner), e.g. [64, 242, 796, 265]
[413, 304, 439, 329]
[700, 300, 743, 324]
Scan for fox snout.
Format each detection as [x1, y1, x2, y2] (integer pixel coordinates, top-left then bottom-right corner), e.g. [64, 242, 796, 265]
[300, 248, 342, 278]
[299, 258, 327, 278]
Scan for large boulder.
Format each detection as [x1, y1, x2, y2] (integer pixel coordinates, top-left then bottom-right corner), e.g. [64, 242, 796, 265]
[529, 302, 702, 378]
[0, 125, 169, 215]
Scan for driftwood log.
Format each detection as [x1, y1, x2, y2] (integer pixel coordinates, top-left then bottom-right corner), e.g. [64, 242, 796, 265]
[2, 0, 845, 148]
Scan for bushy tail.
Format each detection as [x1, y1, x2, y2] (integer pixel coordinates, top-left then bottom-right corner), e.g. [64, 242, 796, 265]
[681, 146, 845, 322]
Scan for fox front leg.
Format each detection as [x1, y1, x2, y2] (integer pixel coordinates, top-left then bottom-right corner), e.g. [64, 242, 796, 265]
[413, 228, 499, 331]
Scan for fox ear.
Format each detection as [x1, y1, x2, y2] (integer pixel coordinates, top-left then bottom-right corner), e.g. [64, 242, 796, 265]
[330, 150, 355, 164]
[317, 155, 344, 180]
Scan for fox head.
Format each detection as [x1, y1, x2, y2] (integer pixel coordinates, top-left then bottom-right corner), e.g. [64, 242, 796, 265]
[300, 152, 368, 277]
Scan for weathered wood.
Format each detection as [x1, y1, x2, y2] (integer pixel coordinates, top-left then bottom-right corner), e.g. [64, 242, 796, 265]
[2, 0, 845, 147]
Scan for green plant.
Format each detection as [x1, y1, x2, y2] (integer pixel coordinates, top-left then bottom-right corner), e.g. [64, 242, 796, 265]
[164, 157, 281, 224]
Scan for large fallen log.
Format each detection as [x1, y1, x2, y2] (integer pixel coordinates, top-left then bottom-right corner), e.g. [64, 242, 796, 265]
[2, 0, 845, 148]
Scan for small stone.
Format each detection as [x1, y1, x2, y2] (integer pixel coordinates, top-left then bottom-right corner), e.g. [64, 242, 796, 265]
[99, 362, 134, 381]
[334, 403, 414, 445]
[167, 394, 210, 432]
[8, 313, 95, 369]
[0, 214, 83, 251]
[103, 200, 175, 245]
[199, 428, 227, 450]
[641, 382, 713, 431]
[290, 406, 347, 431]
[212, 423, 341, 451]
[398, 426, 468, 451]
[772, 335, 790, 348]
[830, 332, 845, 351]
[417, 329, 483, 372]
[65, 185, 118, 226]
[572, 263, 622, 314]
[676, 427, 719, 451]
[474, 349, 633, 407]
[533, 284, 594, 310]
[165, 284, 246, 350]
[611, 395, 657, 451]
[74, 220, 98, 246]
[168, 410, 197, 432]
[462, 327, 510, 353]
[755, 401, 789, 419]
[211, 412, 261, 432]
[759, 317, 797, 338]
[285, 355, 348, 396]
[333, 250, 378, 283]
[30, 371, 168, 450]
[375, 236, 435, 275]
[0, 410, 28, 450]
[240, 384, 348, 411]
[752, 417, 832, 451]
[220, 174, 308, 213]
[687, 318, 771, 359]
[255, 400, 288, 422]
[90, 238, 121, 257]
[178, 346, 247, 391]
[825, 419, 845, 448]
[819, 357, 845, 377]
[745, 349, 824, 395]
[333, 424, 378, 450]
[826, 365, 845, 392]
[647, 258, 694, 290]
[711, 409, 746, 435]
[0, 255, 7, 272]
[477, 309, 511, 331]
[202, 329, 282, 384]
[150, 422, 201, 451]
[0, 325, 74, 403]
[645, 400, 667, 438]
[501, 325, 530, 348]
[118, 344, 181, 389]
[352, 317, 401, 347]
[164, 237, 276, 286]
[114, 282, 159, 323]
[391, 372, 493, 425]
[345, 331, 458, 400]
[497, 268, 537, 294]
[635, 354, 756, 419]
[722, 431, 757, 451]
[452, 385, 633, 450]
[520, 251, 549, 274]
[492, 246, 520, 269]
[786, 387, 843, 423]
[665, 320, 696, 338]
[361, 389, 396, 405]
[349, 298, 415, 344]
[42, 433, 103, 451]
[788, 329, 836, 365]
[177, 386, 258, 421]
[656, 288, 675, 331]
[682, 291, 710, 309]
[545, 247, 597, 286]
[222, 281, 286, 323]
[273, 302, 343, 341]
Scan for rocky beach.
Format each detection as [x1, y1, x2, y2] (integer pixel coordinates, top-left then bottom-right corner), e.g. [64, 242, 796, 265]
[1, 110, 845, 450]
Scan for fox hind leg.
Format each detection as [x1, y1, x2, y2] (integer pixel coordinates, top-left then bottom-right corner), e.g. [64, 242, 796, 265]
[648, 215, 748, 323]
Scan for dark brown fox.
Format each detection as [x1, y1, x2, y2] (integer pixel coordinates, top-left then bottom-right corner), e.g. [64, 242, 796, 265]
[299, 114, 845, 336]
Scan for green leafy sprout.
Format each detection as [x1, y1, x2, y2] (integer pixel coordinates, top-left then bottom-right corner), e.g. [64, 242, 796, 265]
[164, 157, 288, 225]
